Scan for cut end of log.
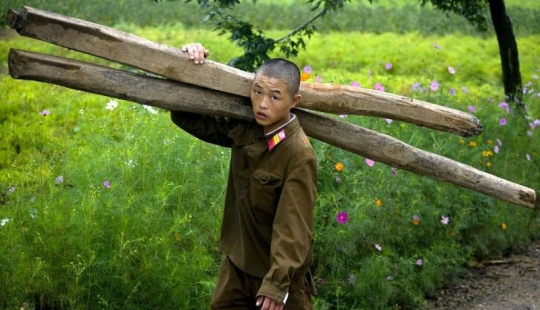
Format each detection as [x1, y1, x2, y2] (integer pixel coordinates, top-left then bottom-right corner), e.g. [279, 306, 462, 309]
[6, 8, 22, 32]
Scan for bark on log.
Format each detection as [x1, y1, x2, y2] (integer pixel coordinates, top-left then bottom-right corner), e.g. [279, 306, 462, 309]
[6, 6, 483, 137]
[8, 49, 537, 209]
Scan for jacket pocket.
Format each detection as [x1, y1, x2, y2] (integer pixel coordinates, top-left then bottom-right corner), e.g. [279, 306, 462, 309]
[251, 169, 283, 215]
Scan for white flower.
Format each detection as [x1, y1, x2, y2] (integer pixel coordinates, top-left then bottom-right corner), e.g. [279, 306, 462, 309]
[143, 105, 158, 114]
[105, 99, 118, 110]
[1, 218, 10, 226]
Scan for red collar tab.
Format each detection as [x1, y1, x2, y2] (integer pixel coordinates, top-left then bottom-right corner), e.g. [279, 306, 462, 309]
[268, 129, 287, 151]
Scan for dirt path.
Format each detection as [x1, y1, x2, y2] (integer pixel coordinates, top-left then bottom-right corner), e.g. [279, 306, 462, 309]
[426, 240, 540, 309]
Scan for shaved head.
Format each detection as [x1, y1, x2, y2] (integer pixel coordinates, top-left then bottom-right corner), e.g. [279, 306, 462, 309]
[255, 58, 301, 97]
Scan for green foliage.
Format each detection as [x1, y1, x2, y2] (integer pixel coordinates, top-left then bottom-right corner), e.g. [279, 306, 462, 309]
[420, 0, 490, 31]
[2, 2, 540, 308]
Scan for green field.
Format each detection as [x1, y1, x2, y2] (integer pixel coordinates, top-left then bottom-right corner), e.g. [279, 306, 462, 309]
[1, 1, 540, 309]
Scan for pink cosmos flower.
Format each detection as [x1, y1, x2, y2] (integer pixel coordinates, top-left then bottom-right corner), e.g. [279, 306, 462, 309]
[412, 82, 421, 91]
[385, 62, 393, 70]
[429, 81, 439, 91]
[365, 158, 375, 167]
[498, 102, 510, 113]
[385, 118, 393, 124]
[103, 180, 111, 189]
[468, 105, 476, 113]
[416, 259, 423, 266]
[499, 118, 507, 126]
[351, 81, 361, 87]
[375, 244, 382, 251]
[374, 83, 385, 92]
[336, 211, 348, 225]
[449, 88, 456, 96]
[303, 65, 312, 74]
[494, 145, 499, 154]
[315, 76, 323, 83]
[39, 110, 51, 116]
[441, 215, 449, 225]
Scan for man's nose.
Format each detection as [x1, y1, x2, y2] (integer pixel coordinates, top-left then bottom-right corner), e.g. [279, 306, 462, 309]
[259, 97, 269, 109]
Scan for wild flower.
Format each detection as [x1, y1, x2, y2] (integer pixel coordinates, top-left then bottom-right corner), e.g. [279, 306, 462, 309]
[498, 102, 510, 113]
[350, 81, 361, 87]
[461, 86, 469, 94]
[7, 186, 16, 194]
[143, 105, 158, 114]
[469, 141, 477, 148]
[336, 211, 348, 225]
[468, 105, 476, 113]
[375, 198, 382, 207]
[429, 81, 439, 91]
[433, 42, 441, 49]
[386, 276, 394, 281]
[526, 154, 531, 161]
[412, 215, 420, 226]
[303, 65, 312, 74]
[459, 139, 465, 145]
[385, 62, 393, 70]
[334, 162, 344, 172]
[375, 243, 382, 251]
[441, 215, 449, 225]
[348, 274, 357, 285]
[391, 168, 397, 176]
[412, 82, 421, 91]
[385, 118, 393, 124]
[339, 115, 347, 119]
[486, 161, 492, 168]
[0, 218, 10, 226]
[300, 72, 311, 81]
[494, 145, 500, 154]
[365, 158, 375, 167]
[335, 177, 341, 183]
[448, 66, 455, 74]
[497, 138, 503, 146]
[501, 223, 507, 230]
[79, 108, 85, 115]
[105, 99, 118, 110]
[482, 150, 493, 157]
[103, 180, 111, 189]
[449, 88, 456, 96]
[374, 83, 385, 92]
[416, 259, 423, 266]
[499, 118, 507, 126]
[533, 74, 538, 80]
[55, 175, 64, 184]
[315, 76, 323, 83]
[39, 109, 51, 116]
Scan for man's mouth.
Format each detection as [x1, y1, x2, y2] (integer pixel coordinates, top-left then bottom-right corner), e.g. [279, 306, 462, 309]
[257, 112, 268, 120]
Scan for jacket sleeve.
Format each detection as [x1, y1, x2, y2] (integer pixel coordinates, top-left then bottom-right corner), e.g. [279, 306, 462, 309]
[257, 154, 318, 303]
[170, 111, 237, 147]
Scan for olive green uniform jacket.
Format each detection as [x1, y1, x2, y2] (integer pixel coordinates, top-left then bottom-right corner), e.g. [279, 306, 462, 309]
[171, 111, 317, 303]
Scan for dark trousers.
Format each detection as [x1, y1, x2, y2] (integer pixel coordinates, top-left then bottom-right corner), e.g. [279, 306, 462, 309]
[210, 256, 313, 310]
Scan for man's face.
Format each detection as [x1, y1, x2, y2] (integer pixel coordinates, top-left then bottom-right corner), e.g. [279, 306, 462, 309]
[250, 74, 301, 135]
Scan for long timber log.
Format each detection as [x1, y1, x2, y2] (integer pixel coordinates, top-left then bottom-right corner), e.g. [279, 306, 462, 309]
[8, 49, 537, 209]
[6, 6, 483, 137]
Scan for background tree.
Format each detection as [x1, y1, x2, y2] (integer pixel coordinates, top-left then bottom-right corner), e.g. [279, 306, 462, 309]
[423, 0, 524, 115]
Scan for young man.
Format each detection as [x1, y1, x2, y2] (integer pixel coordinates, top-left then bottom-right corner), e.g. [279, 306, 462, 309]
[173, 43, 318, 310]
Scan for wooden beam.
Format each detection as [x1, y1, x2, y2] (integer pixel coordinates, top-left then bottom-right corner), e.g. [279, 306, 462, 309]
[7, 6, 483, 137]
[8, 49, 537, 209]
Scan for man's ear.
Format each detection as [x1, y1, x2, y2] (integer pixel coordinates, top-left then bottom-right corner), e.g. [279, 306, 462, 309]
[291, 94, 302, 108]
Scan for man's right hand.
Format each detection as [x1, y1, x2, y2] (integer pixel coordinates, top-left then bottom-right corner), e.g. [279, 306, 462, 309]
[181, 43, 209, 64]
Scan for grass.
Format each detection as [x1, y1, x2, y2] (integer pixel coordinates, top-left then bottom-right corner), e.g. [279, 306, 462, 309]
[1, 1, 540, 309]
